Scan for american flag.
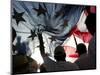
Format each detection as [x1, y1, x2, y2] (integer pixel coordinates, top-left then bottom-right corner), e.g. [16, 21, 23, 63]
[12, 0, 95, 64]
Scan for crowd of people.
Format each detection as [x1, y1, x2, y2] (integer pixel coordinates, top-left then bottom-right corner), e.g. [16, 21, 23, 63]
[12, 9, 96, 74]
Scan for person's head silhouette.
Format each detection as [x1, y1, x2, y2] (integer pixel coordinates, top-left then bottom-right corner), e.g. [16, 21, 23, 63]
[85, 13, 96, 35]
[54, 46, 66, 62]
[76, 43, 87, 56]
[40, 64, 47, 72]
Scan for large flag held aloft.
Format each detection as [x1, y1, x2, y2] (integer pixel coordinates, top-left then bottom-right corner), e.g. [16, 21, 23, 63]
[12, 0, 92, 63]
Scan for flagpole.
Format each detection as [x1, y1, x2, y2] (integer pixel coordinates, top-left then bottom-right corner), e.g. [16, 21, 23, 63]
[73, 34, 77, 48]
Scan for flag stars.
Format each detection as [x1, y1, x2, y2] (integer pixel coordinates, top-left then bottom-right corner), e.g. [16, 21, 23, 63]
[33, 4, 47, 16]
[12, 8, 26, 25]
[28, 30, 37, 40]
[49, 36, 56, 42]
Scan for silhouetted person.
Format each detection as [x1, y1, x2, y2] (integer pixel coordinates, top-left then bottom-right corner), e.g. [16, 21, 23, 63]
[75, 43, 91, 70]
[13, 55, 38, 74]
[85, 13, 96, 35]
[53, 46, 79, 71]
[40, 64, 47, 73]
[15, 36, 31, 56]
[13, 55, 29, 74]
[85, 13, 96, 69]
[76, 43, 87, 57]
[41, 53, 56, 72]
[75, 13, 96, 70]
[12, 36, 21, 55]
[28, 56, 38, 73]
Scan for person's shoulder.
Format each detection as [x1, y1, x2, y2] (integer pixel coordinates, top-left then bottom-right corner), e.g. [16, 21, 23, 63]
[75, 54, 88, 62]
[64, 61, 78, 66]
[66, 61, 79, 69]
